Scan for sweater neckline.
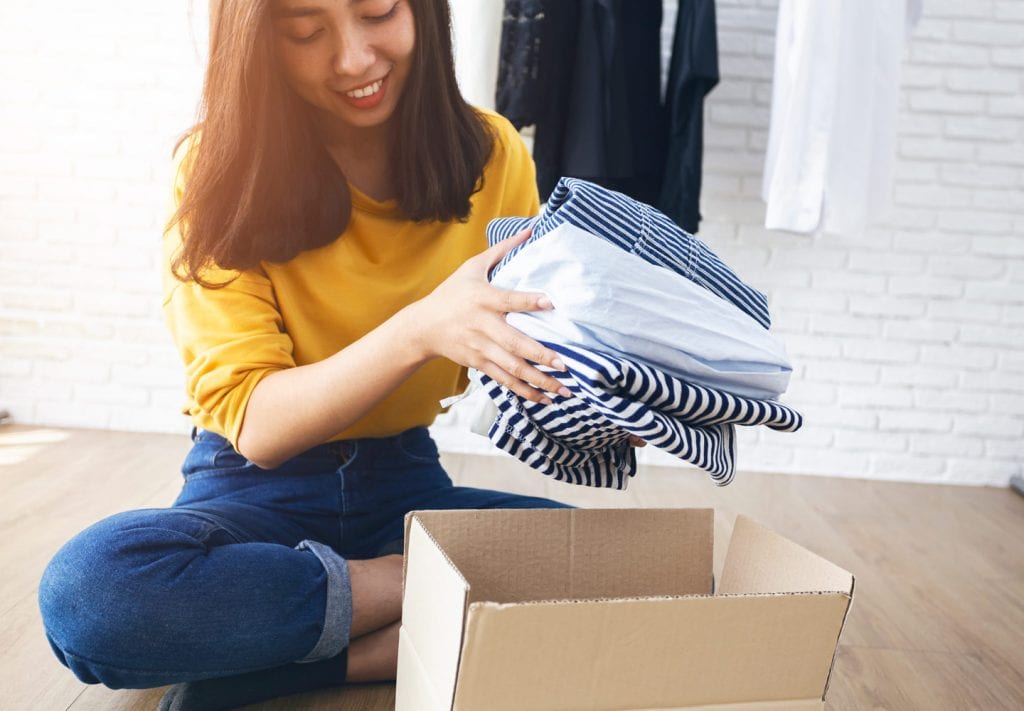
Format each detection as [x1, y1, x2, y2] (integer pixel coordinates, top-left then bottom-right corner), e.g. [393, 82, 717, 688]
[348, 183, 399, 217]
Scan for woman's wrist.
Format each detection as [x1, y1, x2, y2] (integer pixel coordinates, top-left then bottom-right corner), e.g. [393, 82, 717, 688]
[394, 300, 434, 365]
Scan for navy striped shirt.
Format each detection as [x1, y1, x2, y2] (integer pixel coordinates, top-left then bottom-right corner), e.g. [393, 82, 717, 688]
[474, 342, 802, 488]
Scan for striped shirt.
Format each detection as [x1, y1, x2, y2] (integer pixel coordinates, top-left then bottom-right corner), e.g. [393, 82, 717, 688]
[473, 343, 802, 489]
[474, 178, 802, 489]
[488, 177, 772, 329]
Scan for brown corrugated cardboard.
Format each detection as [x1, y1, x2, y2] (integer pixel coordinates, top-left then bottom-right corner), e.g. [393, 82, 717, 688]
[720, 516, 855, 595]
[396, 508, 854, 711]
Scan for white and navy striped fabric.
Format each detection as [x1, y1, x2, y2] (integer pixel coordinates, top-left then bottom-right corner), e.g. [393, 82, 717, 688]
[475, 341, 802, 489]
[488, 177, 772, 329]
[475, 178, 802, 489]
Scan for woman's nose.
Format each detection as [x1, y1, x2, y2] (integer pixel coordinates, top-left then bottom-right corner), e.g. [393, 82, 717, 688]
[332, 28, 375, 78]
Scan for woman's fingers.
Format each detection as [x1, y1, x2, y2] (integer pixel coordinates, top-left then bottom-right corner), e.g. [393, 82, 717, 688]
[492, 287, 554, 315]
[475, 322, 572, 403]
[487, 348, 571, 399]
[488, 321, 567, 374]
[629, 435, 647, 448]
[479, 361, 553, 405]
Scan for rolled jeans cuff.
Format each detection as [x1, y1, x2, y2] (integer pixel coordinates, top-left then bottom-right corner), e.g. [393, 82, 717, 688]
[294, 540, 353, 663]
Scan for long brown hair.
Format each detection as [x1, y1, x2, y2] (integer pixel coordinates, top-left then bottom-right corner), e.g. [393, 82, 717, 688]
[169, 0, 494, 287]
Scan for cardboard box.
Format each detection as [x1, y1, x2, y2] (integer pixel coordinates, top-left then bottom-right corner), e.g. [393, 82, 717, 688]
[396, 508, 855, 711]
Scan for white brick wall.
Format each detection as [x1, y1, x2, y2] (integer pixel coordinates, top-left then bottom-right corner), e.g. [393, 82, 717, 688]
[1, 0, 1021, 486]
[0, 1, 205, 435]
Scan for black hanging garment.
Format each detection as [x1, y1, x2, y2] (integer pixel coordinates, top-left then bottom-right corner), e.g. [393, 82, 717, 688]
[562, 0, 666, 207]
[496, 0, 581, 199]
[495, 0, 718, 233]
[496, 0, 546, 129]
[658, 0, 720, 234]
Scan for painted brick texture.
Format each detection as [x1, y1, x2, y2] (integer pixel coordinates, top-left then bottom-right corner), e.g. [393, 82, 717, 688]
[1, 0, 1021, 485]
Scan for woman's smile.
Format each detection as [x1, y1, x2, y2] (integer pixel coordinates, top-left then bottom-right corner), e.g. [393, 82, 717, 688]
[337, 72, 390, 110]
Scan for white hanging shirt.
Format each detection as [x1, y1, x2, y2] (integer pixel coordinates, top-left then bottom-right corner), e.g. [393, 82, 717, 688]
[449, 0, 504, 110]
[762, 0, 922, 235]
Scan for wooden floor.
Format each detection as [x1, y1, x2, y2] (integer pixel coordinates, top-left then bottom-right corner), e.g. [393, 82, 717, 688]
[1, 424, 1021, 711]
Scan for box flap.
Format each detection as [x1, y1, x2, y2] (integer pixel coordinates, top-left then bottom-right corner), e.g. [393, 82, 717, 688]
[407, 508, 713, 603]
[452, 593, 850, 710]
[395, 625, 447, 711]
[623, 700, 823, 711]
[395, 517, 469, 711]
[720, 515, 854, 595]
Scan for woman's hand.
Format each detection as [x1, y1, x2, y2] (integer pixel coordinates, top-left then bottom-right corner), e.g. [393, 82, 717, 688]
[409, 227, 571, 405]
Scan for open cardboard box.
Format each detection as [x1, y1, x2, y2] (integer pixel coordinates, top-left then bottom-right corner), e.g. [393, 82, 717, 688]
[395, 508, 855, 711]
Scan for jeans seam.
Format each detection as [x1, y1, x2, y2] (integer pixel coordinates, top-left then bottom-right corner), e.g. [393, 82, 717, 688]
[162, 508, 249, 544]
[396, 440, 438, 464]
[55, 645, 291, 680]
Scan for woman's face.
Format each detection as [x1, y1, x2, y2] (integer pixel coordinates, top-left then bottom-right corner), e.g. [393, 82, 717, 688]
[271, 0, 415, 136]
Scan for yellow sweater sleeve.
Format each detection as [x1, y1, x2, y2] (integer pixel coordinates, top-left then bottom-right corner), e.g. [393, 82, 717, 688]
[161, 149, 295, 450]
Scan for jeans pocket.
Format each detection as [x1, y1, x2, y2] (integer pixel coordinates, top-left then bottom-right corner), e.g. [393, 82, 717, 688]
[395, 428, 440, 464]
[182, 431, 253, 481]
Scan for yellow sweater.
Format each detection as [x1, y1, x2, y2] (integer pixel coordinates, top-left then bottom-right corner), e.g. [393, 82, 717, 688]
[162, 109, 540, 448]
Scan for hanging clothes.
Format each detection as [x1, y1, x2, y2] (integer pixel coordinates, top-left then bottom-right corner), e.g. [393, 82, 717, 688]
[762, 0, 922, 235]
[558, 0, 667, 206]
[497, 1, 665, 204]
[497, 1, 551, 128]
[495, 0, 543, 128]
[496, 1, 581, 198]
[657, 0, 720, 234]
[449, 0, 504, 111]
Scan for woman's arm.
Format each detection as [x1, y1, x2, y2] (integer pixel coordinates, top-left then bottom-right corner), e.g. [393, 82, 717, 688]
[236, 229, 569, 469]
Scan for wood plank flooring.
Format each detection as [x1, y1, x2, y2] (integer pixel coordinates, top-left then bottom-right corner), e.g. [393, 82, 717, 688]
[0, 424, 1021, 710]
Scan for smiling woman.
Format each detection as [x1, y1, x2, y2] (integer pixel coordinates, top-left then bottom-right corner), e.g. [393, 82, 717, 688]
[167, 0, 493, 286]
[270, 0, 418, 195]
[37, 0, 576, 708]
[271, 1, 413, 127]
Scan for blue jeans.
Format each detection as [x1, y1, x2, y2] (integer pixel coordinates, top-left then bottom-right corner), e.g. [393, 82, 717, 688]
[38, 427, 572, 689]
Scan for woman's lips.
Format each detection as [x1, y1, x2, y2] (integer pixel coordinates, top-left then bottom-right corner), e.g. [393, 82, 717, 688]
[338, 74, 389, 110]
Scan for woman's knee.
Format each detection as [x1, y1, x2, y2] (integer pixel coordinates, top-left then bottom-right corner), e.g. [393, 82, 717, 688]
[38, 508, 231, 686]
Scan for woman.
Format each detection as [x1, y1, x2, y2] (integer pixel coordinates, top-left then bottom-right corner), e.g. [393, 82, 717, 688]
[38, 0, 589, 707]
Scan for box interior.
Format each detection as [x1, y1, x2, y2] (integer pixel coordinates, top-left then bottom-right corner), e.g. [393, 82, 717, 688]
[404, 507, 715, 604]
[398, 508, 855, 711]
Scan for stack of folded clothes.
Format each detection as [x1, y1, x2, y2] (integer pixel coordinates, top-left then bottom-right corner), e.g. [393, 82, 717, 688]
[472, 178, 802, 489]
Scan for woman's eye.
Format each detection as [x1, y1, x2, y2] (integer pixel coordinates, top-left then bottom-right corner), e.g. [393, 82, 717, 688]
[366, 3, 399, 23]
[289, 28, 324, 44]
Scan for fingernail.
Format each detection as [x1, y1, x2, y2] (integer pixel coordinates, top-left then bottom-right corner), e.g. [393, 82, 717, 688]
[552, 358, 566, 371]
[541, 397, 553, 405]
[558, 387, 572, 398]
[538, 296, 553, 309]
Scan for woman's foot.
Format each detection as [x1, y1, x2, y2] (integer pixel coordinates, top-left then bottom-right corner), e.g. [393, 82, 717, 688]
[347, 553, 404, 638]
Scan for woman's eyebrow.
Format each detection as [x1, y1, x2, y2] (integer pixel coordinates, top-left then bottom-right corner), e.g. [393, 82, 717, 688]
[273, 0, 373, 18]
[272, 6, 319, 18]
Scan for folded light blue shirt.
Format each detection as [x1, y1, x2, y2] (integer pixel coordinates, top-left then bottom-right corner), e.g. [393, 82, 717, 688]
[489, 177, 772, 329]
[492, 223, 792, 400]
